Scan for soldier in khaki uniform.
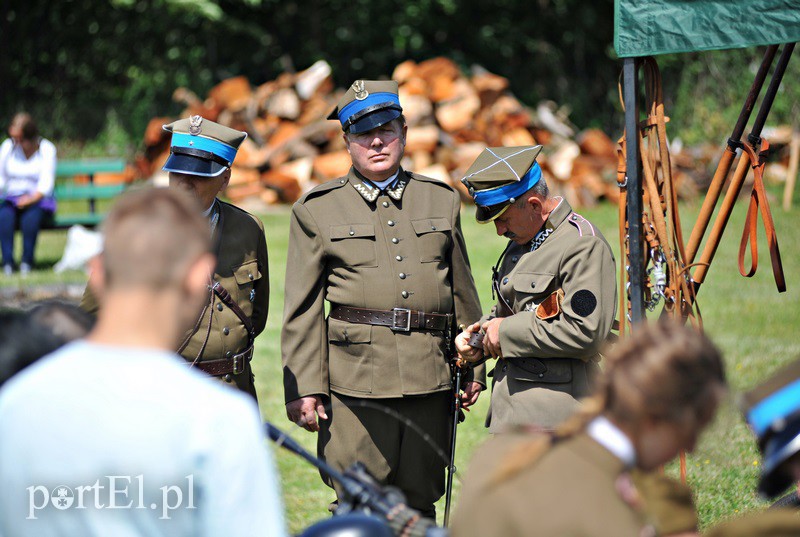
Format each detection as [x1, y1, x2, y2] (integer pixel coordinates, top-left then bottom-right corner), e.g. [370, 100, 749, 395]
[81, 117, 268, 399]
[702, 359, 800, 537]
[281, 80, 483, 517]
[455, 145, 616, 432]
[452, 322, 727, 537]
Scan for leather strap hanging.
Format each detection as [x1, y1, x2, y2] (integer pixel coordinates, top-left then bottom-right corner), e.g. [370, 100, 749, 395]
[738, 139, 786, 292]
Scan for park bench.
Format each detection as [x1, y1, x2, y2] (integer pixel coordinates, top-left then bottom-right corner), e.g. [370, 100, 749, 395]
[51, 159, 127, 228]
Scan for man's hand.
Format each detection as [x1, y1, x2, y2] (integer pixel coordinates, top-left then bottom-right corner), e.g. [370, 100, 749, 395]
[454, 322, 484, 363]
[481, 318, 503, 358]
[286, 395, 328, 433]
[461, 381, 483, 409]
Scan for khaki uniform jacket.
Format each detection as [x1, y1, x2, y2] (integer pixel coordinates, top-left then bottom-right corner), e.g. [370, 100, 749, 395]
[282, 167, 483, 402]
[486, 199, 616, 431]
[452, 432, 652, 537]
[81, 200, 269, 394]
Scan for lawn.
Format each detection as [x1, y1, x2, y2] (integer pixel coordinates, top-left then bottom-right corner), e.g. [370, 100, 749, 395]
[4, 191, 800, 534]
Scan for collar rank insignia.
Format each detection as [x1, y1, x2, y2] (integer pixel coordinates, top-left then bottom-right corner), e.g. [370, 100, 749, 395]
[387, 179, 407, 201]
[353, 181, 379, 202]
[353, 80, 369, 101]
[189, 115, 203, 135]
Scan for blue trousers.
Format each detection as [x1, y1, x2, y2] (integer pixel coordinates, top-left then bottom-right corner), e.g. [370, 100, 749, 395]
[0, 200, 46, 267]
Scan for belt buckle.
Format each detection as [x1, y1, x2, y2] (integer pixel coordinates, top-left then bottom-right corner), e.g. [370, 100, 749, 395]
[231, 346, 253, 375]
[391, 308, 412, 332]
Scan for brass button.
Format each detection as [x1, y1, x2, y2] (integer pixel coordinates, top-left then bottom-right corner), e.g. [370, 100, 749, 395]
[216, 303, 223, 311]
[531, 282, 536, 288]
[396, 255, 403, 261]
[391, 238, 399, 244]
[502, 277, 508, 285]
[248, 273, 254, 281]
[382, 201, 390, 208]
[223, 327, 230, 335]
[349, 230, 355, 236]
[401, 291, 409, 298]
[226, 351, 232, 358]
[431, 226, 437, 231]
[224, 374, 232, 382]
[512, 256, 519, 263]
[399, 273, 406, 279]
[340, 179, 345, 183]
[388, 220, 395, 226]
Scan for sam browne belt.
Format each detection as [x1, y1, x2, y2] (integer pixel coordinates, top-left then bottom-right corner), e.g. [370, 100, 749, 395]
[329, 305, 451, 332]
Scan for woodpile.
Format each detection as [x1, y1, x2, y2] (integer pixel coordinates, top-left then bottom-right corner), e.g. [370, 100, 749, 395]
[136, 57, 723, 209]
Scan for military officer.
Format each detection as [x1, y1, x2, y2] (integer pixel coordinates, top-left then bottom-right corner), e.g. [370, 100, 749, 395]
[281, 80, 484, 518]
[455, 145, 616, 433]
[80, 117, 269, 400]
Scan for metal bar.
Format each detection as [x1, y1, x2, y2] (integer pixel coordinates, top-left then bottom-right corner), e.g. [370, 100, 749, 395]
[623, 57, 645, 324]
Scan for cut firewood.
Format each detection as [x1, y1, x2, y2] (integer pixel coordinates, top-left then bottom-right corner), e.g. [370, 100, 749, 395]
[313, 150, 352, 181]
[207, 76, 252, 112]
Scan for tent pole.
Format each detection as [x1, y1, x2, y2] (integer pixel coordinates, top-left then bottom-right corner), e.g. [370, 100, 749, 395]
[623, 57, 645, 324]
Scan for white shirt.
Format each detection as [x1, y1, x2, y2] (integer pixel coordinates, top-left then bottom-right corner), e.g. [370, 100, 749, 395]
[587, 415, 637, 468]
[0, 138, 57, 197]
[0, 341, 287, 537]
[369, 170, 399, 190]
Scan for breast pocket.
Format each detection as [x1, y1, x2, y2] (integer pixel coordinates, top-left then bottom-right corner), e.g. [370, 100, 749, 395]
[411, 217, 452, 263]
[330, 224, 378, 267]
[511, 272, 557, 313]
[232, 259, 263, 317]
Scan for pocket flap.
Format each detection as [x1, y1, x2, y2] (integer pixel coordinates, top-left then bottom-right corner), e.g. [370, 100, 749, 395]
[232, 260, 262, 285]
[411, 217, 452, 235]
[512, 272, 555, 293]
[328, 318, 372, 344]
[330, 224, 375, 240]
[511, 357, 573, 384]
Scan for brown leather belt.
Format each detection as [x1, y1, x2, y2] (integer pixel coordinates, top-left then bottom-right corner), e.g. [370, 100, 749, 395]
[191, 345, 254, 376]
[329, 305, 451, 332]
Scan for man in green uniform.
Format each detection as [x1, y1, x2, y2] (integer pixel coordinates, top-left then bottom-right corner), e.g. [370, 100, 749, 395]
[455, 146, 616, 432]
[80, 117, 269, 400]
[281, 80, 483, 518]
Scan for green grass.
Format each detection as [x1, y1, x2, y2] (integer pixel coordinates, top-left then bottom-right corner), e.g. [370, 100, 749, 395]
[6, 192, 800, 533]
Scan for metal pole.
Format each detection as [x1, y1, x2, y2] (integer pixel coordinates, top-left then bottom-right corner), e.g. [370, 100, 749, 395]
[623, 57, 645, 324]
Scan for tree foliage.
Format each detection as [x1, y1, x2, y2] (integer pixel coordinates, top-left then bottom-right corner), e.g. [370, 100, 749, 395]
[1, 0, 797, 151]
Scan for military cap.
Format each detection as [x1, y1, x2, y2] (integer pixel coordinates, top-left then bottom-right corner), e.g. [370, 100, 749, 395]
[162, 116, 247, 178]
[461, 145, 544, 223]
[327, 80, 403, 134]
[741, 358, 800, 498]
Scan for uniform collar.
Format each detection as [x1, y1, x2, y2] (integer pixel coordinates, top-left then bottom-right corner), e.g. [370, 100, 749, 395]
[349, 167, 409, 203]
[546, 197, 571, 228]
[587, 415, 637, 469]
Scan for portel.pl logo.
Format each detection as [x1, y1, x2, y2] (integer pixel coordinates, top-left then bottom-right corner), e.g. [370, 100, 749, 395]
[27, 475, 196, 520]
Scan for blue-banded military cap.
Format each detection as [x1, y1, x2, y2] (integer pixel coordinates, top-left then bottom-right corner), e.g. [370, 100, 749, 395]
[742, 358, 800, 498]
[327, 80, 403, 134]
[162, 116, 247, 178]
[461, 145, 544, 224]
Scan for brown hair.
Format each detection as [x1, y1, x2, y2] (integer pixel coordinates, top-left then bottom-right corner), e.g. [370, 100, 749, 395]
[492, 321, 726, 485]
[101, 187, 210, 290]
[10, 112, 38, 141]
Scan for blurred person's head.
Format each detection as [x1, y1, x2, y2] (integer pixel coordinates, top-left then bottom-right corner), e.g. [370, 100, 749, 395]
[87, 187, 215, 343]
[161, 116, 247, 211]
[742, 358, 800, 499]
[27, 300, 94, 344]
[596, 322, 726, 471]
[8, 112, 39, 155]
[0, 309, 64, 387]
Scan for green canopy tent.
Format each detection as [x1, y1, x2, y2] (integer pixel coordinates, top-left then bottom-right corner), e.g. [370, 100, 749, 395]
[614, 0, 800, 322]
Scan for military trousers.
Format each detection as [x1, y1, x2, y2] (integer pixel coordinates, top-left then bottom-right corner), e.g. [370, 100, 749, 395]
[318, 390, 452, 517]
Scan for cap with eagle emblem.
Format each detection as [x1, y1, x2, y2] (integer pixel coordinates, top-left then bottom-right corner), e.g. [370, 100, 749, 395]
[161, 116, 247, 178]
[327, 79, 403, 134]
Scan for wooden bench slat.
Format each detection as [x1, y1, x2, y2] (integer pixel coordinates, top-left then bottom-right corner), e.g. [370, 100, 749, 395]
[54, 184, 127, 199]
[55, 159, 126, 177]
[53, 214, 106, 227]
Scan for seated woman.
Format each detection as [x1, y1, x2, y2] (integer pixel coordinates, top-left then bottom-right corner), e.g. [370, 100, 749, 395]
[0, 112, 57, 275]
[452, 322, 727, 537]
